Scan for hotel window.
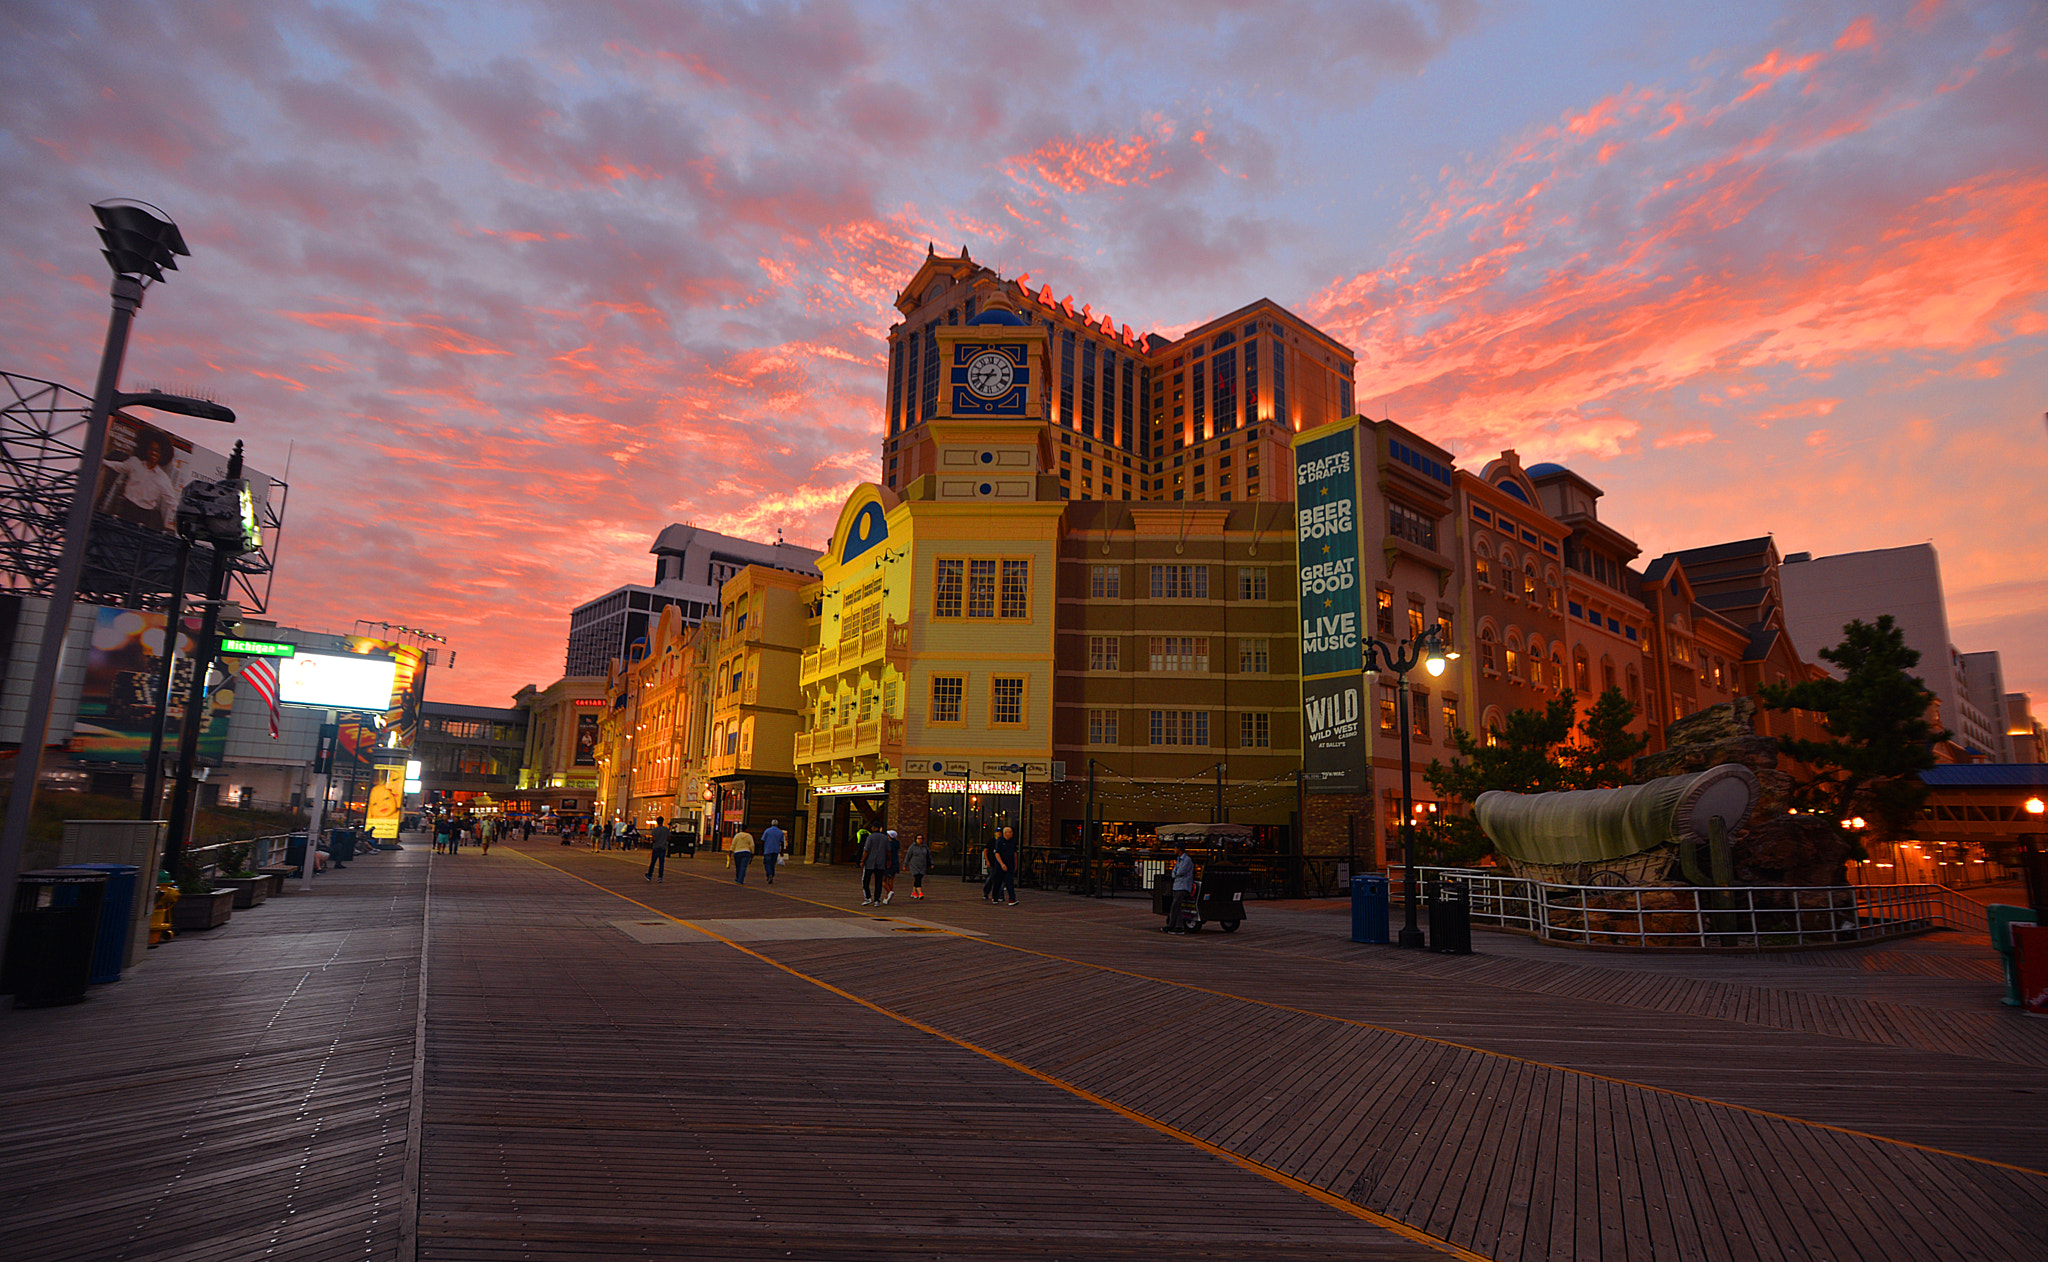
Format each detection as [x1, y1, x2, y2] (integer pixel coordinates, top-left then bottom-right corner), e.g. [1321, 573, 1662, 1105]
[1150, 564, 1208, 599]
[1240, 712, 1270, 748]
[1442, 698, 1460, 736]
[1438, 613, 1454, 646]
[1389, 501, 1436, 550]
[1412, 691, 1430, 739]
[1001, 559, 1030, 618]
[883, 679, 898, 715]
[1475, 553, 1492, 589]
[1376, 587, 1395, 637]
[990, 676, 1025, 726]
[1239, 638, 1270, 673]
[935, 559, 963, 618]
[857, 688, 874, 722]
[1149, 636, 1209, 673]
[1523, 564, 1538, 601]
[968, 560, 997, 618]
[1408, 600, 1426, 641]
[1238, 567, 1267, 600]
[1574, 648, 1591, 694]
[1479, 627, 1498, 675]
[1150, 709, 1209, 746]
[1504, 641, 1520, 682]
[1379, 690, 1398, 733]
[1088, 709, 1119, 745]
[931, 675, 964, 725]
[1089, 636, 1120, 671]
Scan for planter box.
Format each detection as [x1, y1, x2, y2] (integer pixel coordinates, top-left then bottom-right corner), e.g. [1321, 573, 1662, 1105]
[216, 876, 270, 909]
[171, 887, 235, 931]
[257, 865, 294, 895]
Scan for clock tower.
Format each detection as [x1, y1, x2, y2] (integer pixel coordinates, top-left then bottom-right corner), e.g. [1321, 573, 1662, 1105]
[917, 288, 1056, 502]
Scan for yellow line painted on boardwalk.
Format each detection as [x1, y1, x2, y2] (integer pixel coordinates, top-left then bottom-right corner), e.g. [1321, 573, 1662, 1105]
[501, 846, 1489, 1262]
[512, 844, 2048, 1183]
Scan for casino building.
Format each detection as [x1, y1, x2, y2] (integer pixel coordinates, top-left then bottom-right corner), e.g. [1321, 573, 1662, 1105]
[796, 283, 1348, 882]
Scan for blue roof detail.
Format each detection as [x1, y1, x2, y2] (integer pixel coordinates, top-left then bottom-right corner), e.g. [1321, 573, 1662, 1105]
[1921, 765, 2048, 788]
[1526, 462, 1568, 478]
[968, 309, 1025, 325]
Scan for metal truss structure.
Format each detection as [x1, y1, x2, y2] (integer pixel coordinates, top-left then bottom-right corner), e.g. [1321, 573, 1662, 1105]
[0, 371, 285, 614]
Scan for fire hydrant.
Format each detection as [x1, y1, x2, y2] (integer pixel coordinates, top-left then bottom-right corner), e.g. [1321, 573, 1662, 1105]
[151, 882, 178, 946]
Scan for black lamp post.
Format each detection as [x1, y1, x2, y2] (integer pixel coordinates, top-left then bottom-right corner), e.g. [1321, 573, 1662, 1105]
[1363, 625, 1453, 949]
[0, 201, 232, 952]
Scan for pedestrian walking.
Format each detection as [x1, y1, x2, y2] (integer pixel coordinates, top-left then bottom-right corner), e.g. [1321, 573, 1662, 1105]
[760, 819, 785, 883]
[861, 827, 890, 905]
[1163, 842, 1195, 933]
[855, 826, 877, 904]
[480, 819, 492, 856]
[904, 833, 929, 900]
[881, 829, 901, 904]
[991, 826, 1017, 905]
[730, 826, 755, 884]
[646, 817, 670, 881]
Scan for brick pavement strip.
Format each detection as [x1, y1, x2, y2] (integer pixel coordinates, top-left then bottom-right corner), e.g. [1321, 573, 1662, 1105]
[5, 838, 2046, 1261]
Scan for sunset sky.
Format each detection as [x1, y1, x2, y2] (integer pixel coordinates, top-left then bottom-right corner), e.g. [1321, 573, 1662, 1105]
[3, 0, 2043, 713]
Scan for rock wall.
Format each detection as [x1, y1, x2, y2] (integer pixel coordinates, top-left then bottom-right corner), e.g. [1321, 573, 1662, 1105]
[1631, 697, 1851, 887]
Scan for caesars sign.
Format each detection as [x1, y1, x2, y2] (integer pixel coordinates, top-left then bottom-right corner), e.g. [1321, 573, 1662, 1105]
[1295, 425, 1367, 794]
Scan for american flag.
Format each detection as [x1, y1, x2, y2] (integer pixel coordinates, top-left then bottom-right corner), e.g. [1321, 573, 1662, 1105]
[240, 656, 281, 739]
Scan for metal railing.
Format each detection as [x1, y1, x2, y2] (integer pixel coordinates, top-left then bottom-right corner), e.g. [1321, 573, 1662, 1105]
[1413, 866, 1984, 952]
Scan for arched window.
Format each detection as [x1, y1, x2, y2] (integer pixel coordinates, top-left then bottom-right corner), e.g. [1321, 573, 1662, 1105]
[1482, 708, 1506, 747]
[1523, 562, 1538, 601]
[1504, 630, 1522, 681]
[1545, 568, 1561, 612]
[1602, 655, 1617, 694]
[1573, 646, 1591, 694]
[1625, 664, 1641, 705]
[1550, 645, 1564, 691]
[1479, 625, 1498, 674]
[1474, 540, 1493, 588]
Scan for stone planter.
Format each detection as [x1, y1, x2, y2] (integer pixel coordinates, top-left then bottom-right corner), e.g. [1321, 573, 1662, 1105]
[171, 887, 235, 931]
[257, 865, 294, 896]
[216, 876, 270, 909]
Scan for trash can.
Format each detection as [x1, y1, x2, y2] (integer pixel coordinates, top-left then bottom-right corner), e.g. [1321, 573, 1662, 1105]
[284, 832, 311, 877]
[1352, 873, 1390, 944]
[1428, 878, 1472, 955]
[2016, 924, 2048, 1016]
[1152, 873, 1174, 916]
[3, 869, 110, 1007]
[328, 827, 355, 867]
[58, 863, 139, 985]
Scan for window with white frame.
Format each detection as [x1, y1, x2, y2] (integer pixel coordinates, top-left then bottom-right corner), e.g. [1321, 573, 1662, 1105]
[1149, 709, 1209, 746]
[1149, 636, 1208, 672]
[1089, 636, 1120, 671]
[1088, 709, 1119, 745]
[1238, 638, 1270, 673]
[1239, 712, 1270, 748]
[1150, 564, 1208, 599]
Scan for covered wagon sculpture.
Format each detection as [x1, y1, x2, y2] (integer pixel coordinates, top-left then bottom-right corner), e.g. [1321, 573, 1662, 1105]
[1474, 764, 1760, 887]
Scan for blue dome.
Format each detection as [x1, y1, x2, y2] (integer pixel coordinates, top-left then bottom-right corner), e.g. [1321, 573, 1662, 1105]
[1525, 462, 1568, 478]
[968, 308, 1025, 325]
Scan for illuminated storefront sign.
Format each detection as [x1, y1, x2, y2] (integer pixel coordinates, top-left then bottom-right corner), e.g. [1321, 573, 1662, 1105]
[928, 779, 1022, 795]
[815, 781, 887, 796]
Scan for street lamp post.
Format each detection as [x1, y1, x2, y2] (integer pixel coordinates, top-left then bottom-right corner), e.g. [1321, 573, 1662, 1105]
[0, 201, 233, 953]
[2023, 797, 2046, 920]
[1362, 625, 1453, 949]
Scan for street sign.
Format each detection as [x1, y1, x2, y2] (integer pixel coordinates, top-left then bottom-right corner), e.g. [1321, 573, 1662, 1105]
[220, 637, 295, 657]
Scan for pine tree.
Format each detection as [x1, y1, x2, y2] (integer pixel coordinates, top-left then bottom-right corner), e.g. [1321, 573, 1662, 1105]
[1758, 615, 1945, 843]
[1565, 687, 1650, 789]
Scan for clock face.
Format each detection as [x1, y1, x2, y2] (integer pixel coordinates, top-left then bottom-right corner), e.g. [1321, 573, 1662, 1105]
[965, 350, 1016, 399]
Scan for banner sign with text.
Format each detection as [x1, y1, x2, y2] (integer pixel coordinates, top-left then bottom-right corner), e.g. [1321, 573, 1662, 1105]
[1295, 424, 1367, 793]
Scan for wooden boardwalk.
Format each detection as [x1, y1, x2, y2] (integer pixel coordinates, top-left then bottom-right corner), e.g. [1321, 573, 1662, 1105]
[4, 836, 2045, 1260]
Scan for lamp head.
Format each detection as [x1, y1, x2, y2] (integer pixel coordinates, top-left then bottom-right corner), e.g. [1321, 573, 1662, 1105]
[2026, 797, 2045, 816]
[1423, 627, 1448, 677]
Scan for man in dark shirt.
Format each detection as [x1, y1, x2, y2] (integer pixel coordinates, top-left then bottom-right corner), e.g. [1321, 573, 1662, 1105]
[646, 817, 671, 881]
[991, 826, 1018, 906]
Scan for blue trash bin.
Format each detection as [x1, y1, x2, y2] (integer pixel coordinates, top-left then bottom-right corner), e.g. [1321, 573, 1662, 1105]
[1352, 873, 1390, 944]
[59, 863, 139, 984]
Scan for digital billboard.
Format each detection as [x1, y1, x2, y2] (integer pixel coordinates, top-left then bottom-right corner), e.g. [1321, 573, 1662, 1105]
[71, 605, 233, 764]
[95, 411, 273, 537]
[278, 652, 400, 711]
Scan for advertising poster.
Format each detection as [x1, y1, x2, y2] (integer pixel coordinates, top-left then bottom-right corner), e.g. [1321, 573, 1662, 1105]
[575, 713, 598, 766]
[94, 411, 274, 537]
[367, 763, 405, 839]
[72, 606, 233, 764]
[332, 636, 426, 767]
[1295, 425, 1367, 793]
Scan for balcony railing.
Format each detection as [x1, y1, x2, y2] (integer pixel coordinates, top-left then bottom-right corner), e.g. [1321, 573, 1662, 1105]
[799, 618, 909, 686]
[793, 716, 905, 765]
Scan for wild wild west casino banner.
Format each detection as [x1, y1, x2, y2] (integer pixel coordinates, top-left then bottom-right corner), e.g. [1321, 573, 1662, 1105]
[1295, 424, 1366, 794]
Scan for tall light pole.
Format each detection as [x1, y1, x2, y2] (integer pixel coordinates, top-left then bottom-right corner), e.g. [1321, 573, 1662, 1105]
[1363, 625, 1453, 949]
[0, 202, 232, 954]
